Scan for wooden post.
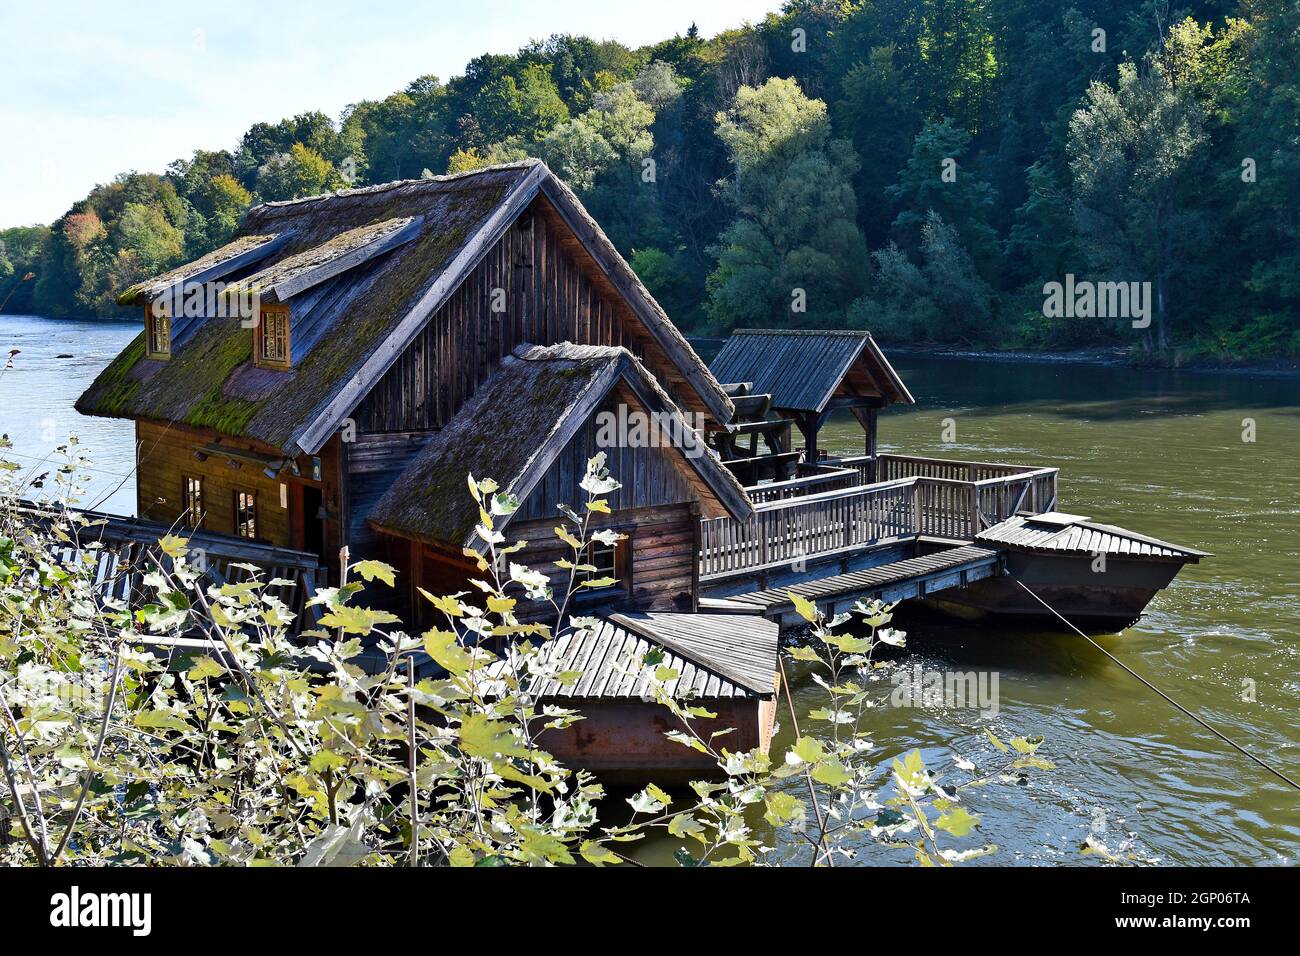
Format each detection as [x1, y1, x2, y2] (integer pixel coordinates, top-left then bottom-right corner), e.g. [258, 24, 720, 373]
[690, 501, 701, 611]
[801, 412, 818, 464]
[866, 408, 878, 483]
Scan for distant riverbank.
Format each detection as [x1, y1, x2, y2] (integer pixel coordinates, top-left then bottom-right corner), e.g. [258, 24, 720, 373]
[8, 315, 1298, 377]
[688, 336, 1300, 377]
[885, 345, 1300, 377]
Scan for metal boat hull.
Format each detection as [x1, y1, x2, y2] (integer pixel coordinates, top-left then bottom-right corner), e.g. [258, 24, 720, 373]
[924, 550, 1190, 632]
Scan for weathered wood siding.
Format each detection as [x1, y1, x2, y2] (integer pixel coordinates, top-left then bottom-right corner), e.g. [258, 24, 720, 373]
[518, 389, 699, 522]
[507, 503, 699, 617]
[397, 502, 699, 629]
[352, 198, 693, 434]
[135, 420, 344, 567]
[343, 432, 432, 560]
[136, 421, 291, 545]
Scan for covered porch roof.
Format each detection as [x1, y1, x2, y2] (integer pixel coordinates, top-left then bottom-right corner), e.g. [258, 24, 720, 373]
[709, 329, 914, 416]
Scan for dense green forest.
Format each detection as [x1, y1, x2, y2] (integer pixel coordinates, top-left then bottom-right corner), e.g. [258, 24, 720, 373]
[2, 0, 1297, 359]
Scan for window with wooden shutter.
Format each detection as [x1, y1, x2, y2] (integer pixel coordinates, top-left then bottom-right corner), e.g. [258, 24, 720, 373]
[255, 305, 290, 369]
[145, 303, 171, 359]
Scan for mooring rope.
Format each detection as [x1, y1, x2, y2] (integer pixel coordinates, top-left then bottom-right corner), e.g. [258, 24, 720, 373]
[1012, 578, 1300, 793]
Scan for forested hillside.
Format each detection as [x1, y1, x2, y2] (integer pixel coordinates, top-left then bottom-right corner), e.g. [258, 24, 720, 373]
[3, 0, 1297, 360]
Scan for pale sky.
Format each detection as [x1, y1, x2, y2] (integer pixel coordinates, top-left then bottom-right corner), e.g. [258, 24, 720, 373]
[0, 0, 777, 228]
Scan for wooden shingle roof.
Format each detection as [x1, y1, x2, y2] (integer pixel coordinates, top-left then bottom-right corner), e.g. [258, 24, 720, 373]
[367, 343, 752, 550]
[709, 329, 914, 414]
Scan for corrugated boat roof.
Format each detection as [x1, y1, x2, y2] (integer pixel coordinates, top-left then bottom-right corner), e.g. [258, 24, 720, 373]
[484, 612, 778, 700]
[977, 514, 1208, 561]
[709, 329, 914, 414]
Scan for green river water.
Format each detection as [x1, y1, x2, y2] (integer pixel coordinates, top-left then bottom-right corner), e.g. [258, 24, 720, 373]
[750, 354, 1300, 866]
[3, 315, 1297, 865]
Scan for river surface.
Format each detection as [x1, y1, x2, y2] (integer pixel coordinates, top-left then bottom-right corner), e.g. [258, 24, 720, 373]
[3, 314, 1297, 865]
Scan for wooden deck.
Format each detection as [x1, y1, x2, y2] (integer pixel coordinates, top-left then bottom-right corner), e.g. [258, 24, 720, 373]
[711, 544, 1003, 627]
[699, 454, 1058, 582]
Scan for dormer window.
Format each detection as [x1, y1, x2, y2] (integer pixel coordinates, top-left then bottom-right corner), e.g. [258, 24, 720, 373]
[255, 304, 290, 369]
[145, 302, 171, 359]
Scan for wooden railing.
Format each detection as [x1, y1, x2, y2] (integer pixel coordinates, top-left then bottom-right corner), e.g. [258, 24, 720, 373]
[744, 466, 861, 504]
[701, 455, 1060, 580]
[701, 478, 917, 578]
[17, 501, 324, 630]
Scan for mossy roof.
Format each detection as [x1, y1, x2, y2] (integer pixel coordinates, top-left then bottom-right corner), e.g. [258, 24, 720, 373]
[78, 158, 733, 456]
[114, 233, 285, 306]
[368, 343, 752, 550]
[77, 162, 536, 451]
[221, 216, 418, 304]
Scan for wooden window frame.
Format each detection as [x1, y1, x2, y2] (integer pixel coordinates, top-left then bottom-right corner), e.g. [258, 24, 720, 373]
[255, 304, 291, 370]
[233, 489, 258, 540]
[181, 475, 204, 529]
[578, 534, 630, 596]
[145, 303, 171, 360]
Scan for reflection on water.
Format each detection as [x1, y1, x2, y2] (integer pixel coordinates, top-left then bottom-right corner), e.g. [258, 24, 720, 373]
[4, 317, 1298, 864]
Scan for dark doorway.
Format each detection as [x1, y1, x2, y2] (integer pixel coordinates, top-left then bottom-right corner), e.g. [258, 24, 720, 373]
[301, 485, 325, 564]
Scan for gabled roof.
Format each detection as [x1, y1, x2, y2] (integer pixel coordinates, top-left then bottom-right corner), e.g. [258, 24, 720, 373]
[77, 160, 730, 454]
[977, 514, 1209, 562]
[222, 216, 422, 304]
[367, 343, 752, 551]
[709, 329, 914, 414]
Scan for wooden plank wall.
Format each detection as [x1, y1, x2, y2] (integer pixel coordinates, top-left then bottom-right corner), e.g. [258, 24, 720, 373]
[518, 391, 699, 522]
[354, 200, 664, 435]
[343, 431, 432, 560]
[405, 502, 699, 625]
[510, 503, 699, 617]
[135, 421, 345, 566]
[136, 420, 292, 546]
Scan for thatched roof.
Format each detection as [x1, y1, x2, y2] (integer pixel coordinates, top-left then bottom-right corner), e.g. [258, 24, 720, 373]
[79, 163, 532, 451]
[368, 343, 752, 551]
[78, 159, 730, 455]
[221, 216, 421, 305]
[710, 329, 914, 414]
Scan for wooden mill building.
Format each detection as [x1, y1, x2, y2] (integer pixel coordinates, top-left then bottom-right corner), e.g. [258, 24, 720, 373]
[75, 160, 777, 775]
[77, 160, 744, 584]
[73, 160, 1206, 777]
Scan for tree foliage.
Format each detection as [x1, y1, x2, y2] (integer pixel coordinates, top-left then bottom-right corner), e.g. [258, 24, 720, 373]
[6, 2, 1295, 360]
[0, 436, 1052, 867]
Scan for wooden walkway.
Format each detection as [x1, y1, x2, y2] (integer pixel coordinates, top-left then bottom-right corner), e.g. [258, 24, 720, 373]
[708, 544, 1003, 627]
[699, 454, 1059, 581]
